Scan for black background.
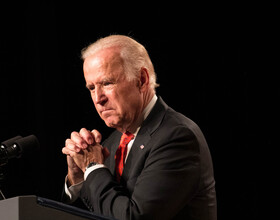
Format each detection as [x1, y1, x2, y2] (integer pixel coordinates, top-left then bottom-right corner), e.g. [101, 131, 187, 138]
[0, 1, 276, 219]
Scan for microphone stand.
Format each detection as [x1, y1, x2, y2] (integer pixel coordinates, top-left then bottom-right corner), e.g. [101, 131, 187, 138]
[0, 189, 5, 200]
[0, 158, 7, 200]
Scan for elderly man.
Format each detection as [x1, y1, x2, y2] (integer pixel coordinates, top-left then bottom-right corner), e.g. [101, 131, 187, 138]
[62, 35, 217, 220]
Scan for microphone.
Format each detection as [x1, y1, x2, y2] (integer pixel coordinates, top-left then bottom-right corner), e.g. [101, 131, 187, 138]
[0, 135, 40, 162]
[0, 135, 40, 200]
[1, 136, 22, 149]
[1, 136, 22, 166]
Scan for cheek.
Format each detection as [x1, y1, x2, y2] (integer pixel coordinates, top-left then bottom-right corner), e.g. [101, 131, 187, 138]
[120, 94, 142, 117]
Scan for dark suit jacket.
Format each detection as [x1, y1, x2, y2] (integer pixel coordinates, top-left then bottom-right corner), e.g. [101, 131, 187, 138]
[78, 97, 217, 220]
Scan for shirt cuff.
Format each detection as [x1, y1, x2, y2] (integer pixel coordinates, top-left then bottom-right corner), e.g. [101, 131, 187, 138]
[84, 164, 106, 180]
[64, 176, 84, 203]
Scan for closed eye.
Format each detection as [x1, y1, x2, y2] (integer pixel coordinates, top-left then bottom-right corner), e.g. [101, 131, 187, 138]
[86, 84, 95, 91]
[102, 80, 116, 88]
[103, 81, 112, 86]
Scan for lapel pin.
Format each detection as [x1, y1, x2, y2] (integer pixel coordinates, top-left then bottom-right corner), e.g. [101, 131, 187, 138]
[140, 145, 144, 150]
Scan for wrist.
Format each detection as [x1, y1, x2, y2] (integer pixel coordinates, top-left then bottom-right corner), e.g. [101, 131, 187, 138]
[67, 175, 83, 187]
[67, 169, 84, 186]
[84, 163, 106, 180]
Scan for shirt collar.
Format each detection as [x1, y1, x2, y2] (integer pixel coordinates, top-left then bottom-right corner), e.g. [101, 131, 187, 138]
[133, 94, 158, 136]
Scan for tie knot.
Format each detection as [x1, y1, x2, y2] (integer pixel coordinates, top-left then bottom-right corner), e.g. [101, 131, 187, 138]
[120, 131, 134, 146]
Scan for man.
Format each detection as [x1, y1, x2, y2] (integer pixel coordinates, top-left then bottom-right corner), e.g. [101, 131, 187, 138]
[62, 35, 217, 220]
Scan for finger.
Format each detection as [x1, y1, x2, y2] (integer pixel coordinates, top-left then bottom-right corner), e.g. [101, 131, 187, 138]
[91, 129, 102, 143]
[80, 128, 94, 145]
[66, 139, 81, 152]
[71, 131, 88, 149]
[62, 147, 76, 156]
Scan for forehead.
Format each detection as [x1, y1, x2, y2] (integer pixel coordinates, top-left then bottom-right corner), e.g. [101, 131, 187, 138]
[83, 48, 124, 81]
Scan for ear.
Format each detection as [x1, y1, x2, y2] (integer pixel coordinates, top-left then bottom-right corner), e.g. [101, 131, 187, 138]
[139, 67, 150, 92]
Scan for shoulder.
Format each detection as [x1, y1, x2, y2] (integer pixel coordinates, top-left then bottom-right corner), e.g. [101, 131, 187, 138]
[155, 98, 202, 135]
[151, 96, 200, 129]
[150, 99, 208, 150]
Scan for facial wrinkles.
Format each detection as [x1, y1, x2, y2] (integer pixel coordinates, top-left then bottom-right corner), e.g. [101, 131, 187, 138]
[85, 52, 124, 115]
[85, 51, 121, 90]
[84, 49, 146, 132]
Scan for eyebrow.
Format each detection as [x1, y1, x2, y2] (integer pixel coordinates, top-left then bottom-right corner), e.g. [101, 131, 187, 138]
[85, 74, 117, 89]
[85, 83, 94, 90]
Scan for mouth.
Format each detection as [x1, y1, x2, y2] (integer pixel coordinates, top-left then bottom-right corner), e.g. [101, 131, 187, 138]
[100, 109, 114, 116]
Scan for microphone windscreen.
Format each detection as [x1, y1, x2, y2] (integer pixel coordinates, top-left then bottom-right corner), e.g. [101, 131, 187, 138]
[14, 135, 40, 157]
[1, 136, 22, 148]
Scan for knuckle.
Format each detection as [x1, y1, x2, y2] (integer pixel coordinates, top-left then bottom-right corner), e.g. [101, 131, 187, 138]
[71, 131, 78, 138]
[62, 147, 68, 154]
[79, 128, 87, 134]
[65, 138, 71, 145]
[76, 139, 85, 147]
[92, 129, 102, 143]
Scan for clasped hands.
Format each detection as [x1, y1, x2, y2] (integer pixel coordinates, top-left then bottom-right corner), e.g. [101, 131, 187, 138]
[62, 128, 110, 185]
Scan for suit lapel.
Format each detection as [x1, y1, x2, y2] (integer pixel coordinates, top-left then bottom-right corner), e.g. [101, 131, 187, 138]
[104, 97, 168, 179]
[122, 97, 168, 179]
[122, 127, 151, 179]
[103, 131, 122, 175]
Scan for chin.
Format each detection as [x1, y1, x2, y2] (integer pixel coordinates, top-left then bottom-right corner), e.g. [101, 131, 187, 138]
[104, 119, 118, 128]
[105, 122, 117, 128]
[104, 118, 123, 130]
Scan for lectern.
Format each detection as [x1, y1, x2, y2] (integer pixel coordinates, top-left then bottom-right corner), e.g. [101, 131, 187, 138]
[0, 195, 116, 220]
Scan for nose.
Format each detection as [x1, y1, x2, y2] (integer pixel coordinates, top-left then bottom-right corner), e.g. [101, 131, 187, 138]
[94, 86, 107, 105]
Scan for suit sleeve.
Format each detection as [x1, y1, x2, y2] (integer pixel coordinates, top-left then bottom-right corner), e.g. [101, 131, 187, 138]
[80, 125, 201, 220]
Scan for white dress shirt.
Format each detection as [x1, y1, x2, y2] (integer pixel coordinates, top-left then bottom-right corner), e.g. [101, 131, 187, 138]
[65, 95, 158, 202]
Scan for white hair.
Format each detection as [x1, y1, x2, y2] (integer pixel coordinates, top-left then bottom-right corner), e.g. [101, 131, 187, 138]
[81, 35, 159, 89]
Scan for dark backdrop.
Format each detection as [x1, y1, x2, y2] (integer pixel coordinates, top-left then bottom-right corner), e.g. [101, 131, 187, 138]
[0, 1, 275, 220]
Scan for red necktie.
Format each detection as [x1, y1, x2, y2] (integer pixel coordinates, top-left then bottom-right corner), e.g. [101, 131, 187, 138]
[115, 131, 134, 182]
